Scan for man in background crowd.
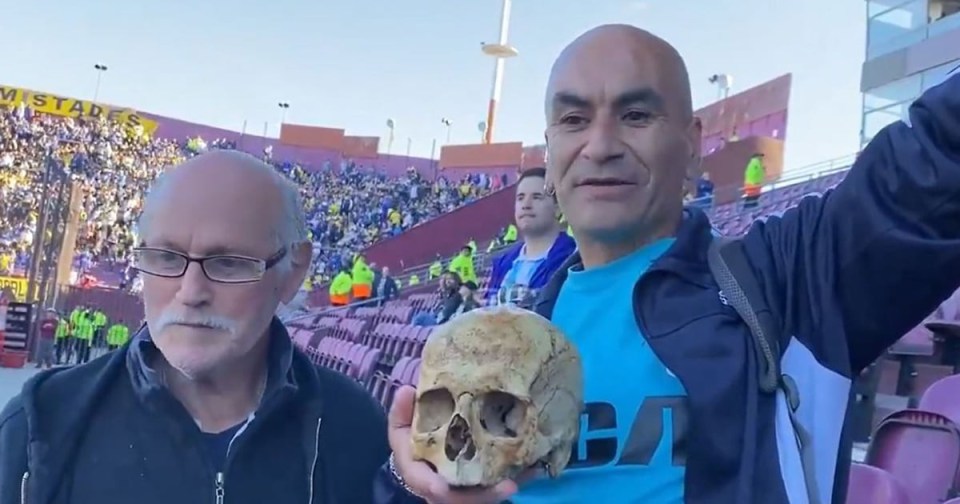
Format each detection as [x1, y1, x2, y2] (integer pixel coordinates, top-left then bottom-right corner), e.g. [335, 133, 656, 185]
[35, 309, 58, 369]
[486, 167, 576, 306]
[373, 266, 399, 306]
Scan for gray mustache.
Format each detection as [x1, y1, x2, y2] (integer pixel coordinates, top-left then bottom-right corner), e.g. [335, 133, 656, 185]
[153, 312, 238, 333]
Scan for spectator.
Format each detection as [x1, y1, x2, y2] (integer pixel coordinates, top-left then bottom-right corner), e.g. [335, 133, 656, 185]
[412, 271, 462, 326]
[453, 280, 481, 317]
[373, 266, 399, 306]
[434, 272, 463, 325]
[0, 151, 392, 503]
[693, 171, 714, 208]
[486, 168, 576, 305]
[35, 308, 58, 369]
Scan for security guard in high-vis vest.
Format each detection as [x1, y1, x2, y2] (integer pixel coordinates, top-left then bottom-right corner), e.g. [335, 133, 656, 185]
[351, 256, 374, 302]
[92, 309, 108, 348]
[503, 223, 518, 243]
[106, 322, 130, 350]
[74, 314, 95, 364]
[55, 316, 70, 365]
[329, 267, 353, 307]
[428, 255, 443, 280]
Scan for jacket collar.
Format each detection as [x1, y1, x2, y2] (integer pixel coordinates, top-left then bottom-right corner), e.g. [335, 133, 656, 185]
[533, 208, 715, 319]
[126, 316, 301, 406]
[18, 316, 319, 504]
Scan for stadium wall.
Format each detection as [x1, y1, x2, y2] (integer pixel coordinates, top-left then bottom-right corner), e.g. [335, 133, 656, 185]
[143, 112, 440, 178]
[362, 185, 515, 271]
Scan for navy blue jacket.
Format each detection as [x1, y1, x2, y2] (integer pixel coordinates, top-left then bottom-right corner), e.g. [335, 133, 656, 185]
[0, 318, 389, 504]
[374, 73, 960, 503]
[485, 231, 577, 303]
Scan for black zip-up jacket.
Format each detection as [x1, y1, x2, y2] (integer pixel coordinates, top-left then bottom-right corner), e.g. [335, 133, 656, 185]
[0, 318, 389, 504]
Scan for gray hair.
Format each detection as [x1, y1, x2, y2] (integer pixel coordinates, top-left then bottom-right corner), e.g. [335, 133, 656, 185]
[138, 156, 309, 272]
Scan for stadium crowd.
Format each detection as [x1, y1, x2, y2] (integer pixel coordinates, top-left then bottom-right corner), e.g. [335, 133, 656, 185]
[0, 103, 498, 286]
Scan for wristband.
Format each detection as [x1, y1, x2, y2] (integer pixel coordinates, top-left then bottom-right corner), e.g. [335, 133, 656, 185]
[389, 452, 425, 498]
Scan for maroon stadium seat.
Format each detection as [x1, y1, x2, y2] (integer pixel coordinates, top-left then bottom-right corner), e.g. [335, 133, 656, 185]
[845, 463, 911, 504]
[866, 409, 960, 503]
[918, 374, 960, 425]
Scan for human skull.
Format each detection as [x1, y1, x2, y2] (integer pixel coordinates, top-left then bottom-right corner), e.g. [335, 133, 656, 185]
[411, 305, 583, 487]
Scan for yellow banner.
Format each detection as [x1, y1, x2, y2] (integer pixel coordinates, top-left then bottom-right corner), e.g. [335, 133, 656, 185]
[0, 276, 28, 302]
[0, 84, 158, 136]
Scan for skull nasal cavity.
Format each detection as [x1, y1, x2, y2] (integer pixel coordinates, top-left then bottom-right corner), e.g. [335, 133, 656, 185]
[444, 414, 477, 461]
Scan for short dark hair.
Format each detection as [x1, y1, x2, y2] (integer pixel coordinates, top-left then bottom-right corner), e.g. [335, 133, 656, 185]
[516, 167, 556, 202]
[518, 167, 546, 184]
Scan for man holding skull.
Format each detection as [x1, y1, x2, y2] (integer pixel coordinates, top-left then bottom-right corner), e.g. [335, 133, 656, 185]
[376, 24, 960, 504]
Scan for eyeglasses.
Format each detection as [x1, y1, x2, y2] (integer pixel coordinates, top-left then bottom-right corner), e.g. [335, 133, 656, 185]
[132, 247, 287, 284]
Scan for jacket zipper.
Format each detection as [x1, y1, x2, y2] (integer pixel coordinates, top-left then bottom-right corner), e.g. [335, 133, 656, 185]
[20, 472, 28, 504]
[308, 417, 323, 504]
[214, 472, 225, 504]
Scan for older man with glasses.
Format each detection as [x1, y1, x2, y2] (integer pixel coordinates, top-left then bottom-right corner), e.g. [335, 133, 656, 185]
[0, 150, 390, 504]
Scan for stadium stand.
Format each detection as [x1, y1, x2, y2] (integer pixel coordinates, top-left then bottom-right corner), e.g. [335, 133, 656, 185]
[7, 75, 958, 502]
[0, 105, 500, 305]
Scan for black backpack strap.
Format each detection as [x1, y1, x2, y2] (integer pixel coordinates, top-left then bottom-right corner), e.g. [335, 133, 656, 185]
[707, 237, 781, 392]
[707, 237, 822, 504]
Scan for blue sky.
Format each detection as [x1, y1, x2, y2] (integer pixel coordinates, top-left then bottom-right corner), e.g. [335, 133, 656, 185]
[1, 0, 865, 172]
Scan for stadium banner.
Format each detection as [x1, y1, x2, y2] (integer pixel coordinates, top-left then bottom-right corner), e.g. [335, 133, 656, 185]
[0, 276, 28, 302]
[0, 84, 159, 136]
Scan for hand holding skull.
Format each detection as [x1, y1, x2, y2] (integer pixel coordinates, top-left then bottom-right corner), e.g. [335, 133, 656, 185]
[400, 305, 584, 496]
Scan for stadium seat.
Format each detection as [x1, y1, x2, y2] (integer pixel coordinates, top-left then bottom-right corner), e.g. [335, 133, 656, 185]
[865, 409, 960, 503]
[918, 374, 960, 425]
[375, 356, 415, 409]
[355, 348, 382, 386]
[845, 463, 912, 504]
[402, 358, 421, 386]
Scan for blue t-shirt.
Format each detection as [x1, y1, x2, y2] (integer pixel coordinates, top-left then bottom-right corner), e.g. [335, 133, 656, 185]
[202, 422, 245, 472]
[512, 238, 687, 504]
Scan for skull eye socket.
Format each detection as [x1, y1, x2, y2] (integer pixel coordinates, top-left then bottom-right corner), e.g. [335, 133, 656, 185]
[479, 391, 526, 438]
[415, 388, 456, 432]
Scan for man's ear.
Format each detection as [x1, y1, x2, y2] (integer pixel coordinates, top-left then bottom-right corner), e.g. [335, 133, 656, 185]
[279, 242, 313, 303]
[685, 117, 704, 184]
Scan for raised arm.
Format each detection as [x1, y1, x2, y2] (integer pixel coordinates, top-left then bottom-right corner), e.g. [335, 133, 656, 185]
[743, 72, 960, 372]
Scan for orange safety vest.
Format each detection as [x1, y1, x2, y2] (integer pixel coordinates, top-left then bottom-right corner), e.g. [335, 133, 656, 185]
[330, 294, 349, 306]
[352, 283, 371, 299]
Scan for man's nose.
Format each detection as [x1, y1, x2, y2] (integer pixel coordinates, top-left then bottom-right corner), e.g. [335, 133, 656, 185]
[174, 262, 213, 307]
[581, 119, 625, 165]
